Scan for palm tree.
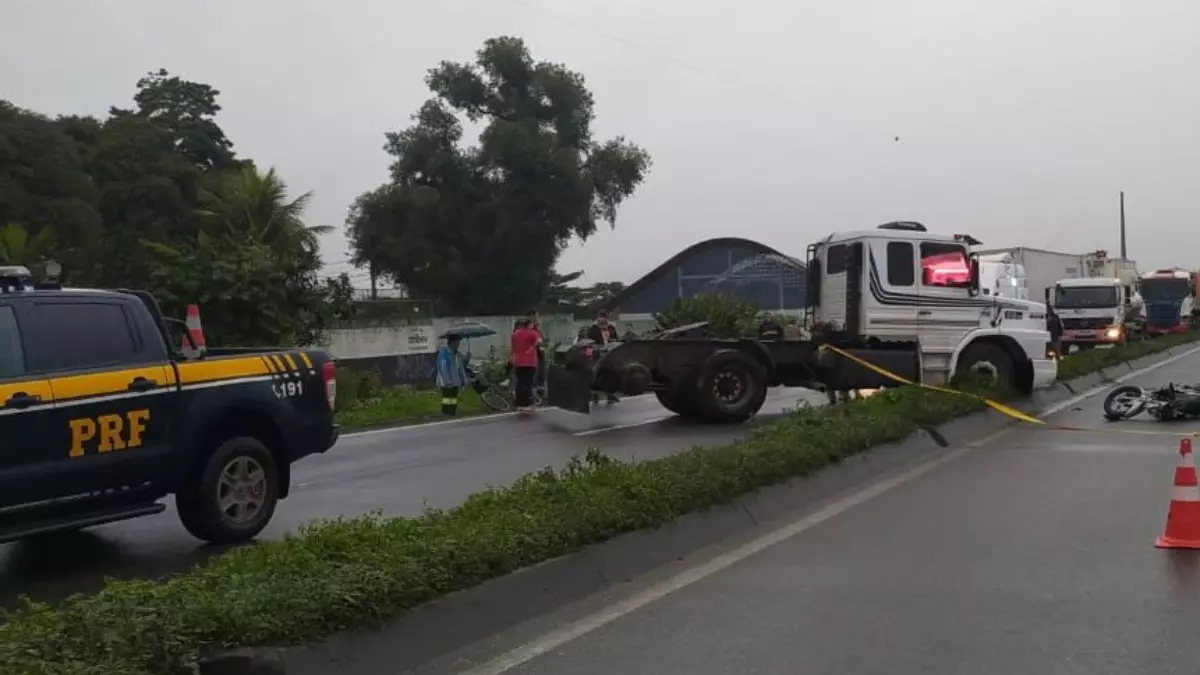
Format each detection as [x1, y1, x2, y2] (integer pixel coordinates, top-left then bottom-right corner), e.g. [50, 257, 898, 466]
[209, 166, 332, 255]
[0, 223, 54, 266]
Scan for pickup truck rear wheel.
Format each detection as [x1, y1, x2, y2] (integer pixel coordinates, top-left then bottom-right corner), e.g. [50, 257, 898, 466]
[695, 349, 768, 424]
[177, 436, 280, 544]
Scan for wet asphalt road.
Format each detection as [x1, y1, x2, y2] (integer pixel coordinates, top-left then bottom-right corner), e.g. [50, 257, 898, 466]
[472, 348, 1200, 675]
[0, 388, 825, 609]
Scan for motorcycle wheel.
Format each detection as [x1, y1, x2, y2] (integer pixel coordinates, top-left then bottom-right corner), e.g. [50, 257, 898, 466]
[1103, 385, 1145, 421]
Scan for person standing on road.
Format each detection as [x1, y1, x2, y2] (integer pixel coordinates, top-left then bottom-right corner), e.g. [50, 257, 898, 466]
[510, 318, 542, 413]
[586, 309, 621, 404]
[525, 308, 547, 394]
[436, 333, 470, 416]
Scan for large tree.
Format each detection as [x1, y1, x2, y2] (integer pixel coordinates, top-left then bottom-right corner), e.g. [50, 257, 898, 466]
[0, 70, 344, 346]
[347, 37, 651, 314]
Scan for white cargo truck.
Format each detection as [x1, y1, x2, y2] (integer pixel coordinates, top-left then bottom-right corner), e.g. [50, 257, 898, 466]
[973, 247, 1088, 306]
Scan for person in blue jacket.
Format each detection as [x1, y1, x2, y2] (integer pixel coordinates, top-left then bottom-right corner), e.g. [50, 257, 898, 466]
[436, 333, 470, 415]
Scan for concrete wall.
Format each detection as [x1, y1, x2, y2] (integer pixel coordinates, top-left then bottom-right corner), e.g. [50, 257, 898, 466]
[329, 314, 578, 388]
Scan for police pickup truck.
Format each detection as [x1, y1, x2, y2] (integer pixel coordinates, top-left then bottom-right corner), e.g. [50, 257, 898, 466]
[0, 265, 339, 544]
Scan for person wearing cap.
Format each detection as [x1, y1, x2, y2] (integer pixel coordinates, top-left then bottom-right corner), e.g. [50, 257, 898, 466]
[436, 333, 470, 415]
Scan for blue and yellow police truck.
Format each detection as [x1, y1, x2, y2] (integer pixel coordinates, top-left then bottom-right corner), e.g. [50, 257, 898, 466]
[0, 264, 339, 544]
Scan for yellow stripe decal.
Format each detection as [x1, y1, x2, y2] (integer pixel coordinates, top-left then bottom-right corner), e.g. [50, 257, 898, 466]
[0, 380, 53, 403]
[298, 351, 314, 369]
[177, 356, 272, 385]
[51, 366, 168, 401]
[282, 353, 299, 371]
[271, 354, 288, 372]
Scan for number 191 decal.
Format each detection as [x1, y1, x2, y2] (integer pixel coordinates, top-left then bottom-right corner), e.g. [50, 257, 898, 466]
[274, 380, 304, 399]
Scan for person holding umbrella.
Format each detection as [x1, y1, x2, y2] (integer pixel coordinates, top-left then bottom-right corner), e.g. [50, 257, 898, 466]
[436, 332, 470, 416]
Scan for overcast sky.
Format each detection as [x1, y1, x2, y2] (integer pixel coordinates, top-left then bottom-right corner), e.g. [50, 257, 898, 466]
[2, 0, 1198, 289]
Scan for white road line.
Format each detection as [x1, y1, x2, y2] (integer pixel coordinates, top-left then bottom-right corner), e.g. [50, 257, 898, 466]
[341, 413, 518, 438]
[573, 416, 672, 437]
[450, 343, 1200, 675]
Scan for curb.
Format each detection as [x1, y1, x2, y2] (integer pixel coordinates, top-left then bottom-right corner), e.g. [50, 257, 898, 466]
[212, 344, 1200, 675]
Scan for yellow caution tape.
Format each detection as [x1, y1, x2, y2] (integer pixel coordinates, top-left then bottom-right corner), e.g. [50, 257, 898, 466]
[817, 343, 1199, 438]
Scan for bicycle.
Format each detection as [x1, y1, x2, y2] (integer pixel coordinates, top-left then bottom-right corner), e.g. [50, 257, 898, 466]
[472, 367, 544, 412]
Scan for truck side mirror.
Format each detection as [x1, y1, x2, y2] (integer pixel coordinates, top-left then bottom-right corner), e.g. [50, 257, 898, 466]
[968, 257, 980, 297]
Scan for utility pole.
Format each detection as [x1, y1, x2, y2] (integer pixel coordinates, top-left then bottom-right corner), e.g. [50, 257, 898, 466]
[1119, 191, 1127, 259]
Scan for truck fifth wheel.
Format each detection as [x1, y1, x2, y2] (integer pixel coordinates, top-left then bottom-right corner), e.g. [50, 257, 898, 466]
[546, 221, 1060, 424]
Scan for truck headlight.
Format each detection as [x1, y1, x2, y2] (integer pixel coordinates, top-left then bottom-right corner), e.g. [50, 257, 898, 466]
[1105, 326, 1121, 339]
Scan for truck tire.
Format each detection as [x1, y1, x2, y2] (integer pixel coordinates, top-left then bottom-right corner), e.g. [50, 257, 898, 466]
[955, 342, 1017, 392]
[694, 349, 768, 424]
[177, 436, 281, 545]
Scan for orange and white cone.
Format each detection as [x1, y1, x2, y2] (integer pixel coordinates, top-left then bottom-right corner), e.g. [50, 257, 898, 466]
[1155, 437, 1200, 549]
[181, 304, 207, 358]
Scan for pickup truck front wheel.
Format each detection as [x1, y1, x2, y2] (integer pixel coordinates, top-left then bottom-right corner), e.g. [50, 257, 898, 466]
[177, 436, 280, 544]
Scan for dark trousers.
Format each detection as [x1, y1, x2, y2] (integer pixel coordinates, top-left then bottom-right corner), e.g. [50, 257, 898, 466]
[514, 367, 537, 407]
[441, 386, 459, 415]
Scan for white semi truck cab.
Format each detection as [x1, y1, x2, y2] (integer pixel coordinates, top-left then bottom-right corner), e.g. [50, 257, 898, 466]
[1051, 274, 1144, 349]
[810, 221, 1058, 391]
[546, 221, 1058, 424]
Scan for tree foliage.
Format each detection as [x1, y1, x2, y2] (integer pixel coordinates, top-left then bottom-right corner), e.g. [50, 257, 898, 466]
[0, 70, 343, 346]
[347, 37, 651, 314]
[541, 273, 626, 315]
[654, 294, 762, 338]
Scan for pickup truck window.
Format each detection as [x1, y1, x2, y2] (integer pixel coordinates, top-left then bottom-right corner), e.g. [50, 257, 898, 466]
[0, 306, 24, 379]
[25, 302, 141, 373]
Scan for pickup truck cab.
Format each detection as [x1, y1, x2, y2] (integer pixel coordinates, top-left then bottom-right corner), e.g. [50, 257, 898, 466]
[0, 266, 339, 544]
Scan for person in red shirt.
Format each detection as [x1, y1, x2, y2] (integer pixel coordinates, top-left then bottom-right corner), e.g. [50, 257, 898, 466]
[510, 318, 542, 412]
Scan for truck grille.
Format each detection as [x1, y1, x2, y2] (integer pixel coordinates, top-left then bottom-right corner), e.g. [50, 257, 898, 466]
[1061, 317, 1110, 330]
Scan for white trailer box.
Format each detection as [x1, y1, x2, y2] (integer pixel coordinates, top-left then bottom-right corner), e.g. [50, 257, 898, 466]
[973, 246, 1088, 304]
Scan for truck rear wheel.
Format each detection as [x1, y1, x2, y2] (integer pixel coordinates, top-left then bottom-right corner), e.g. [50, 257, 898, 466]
[655, 386, 700, 418]
[177, 436, 280, 545]
[694, 349, 768, 424]
[955, 342, 1017, 392]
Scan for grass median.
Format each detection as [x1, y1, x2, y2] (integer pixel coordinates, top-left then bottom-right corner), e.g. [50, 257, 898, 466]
[333, 369, 488, 431]
[1057, 331, 1200, 380]
[4, 332, 1200, 675]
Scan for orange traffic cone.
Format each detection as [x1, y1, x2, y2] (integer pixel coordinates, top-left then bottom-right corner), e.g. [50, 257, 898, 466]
[1156, 437, 1200, 549]
[181, 304, 207, 358]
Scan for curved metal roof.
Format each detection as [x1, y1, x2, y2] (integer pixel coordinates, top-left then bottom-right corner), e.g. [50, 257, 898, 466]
[609, 237, 803, 311]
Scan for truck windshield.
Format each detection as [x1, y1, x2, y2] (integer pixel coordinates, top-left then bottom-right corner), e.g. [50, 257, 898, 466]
[1053, 286, 1118, 309]
[1142, 278, 1191, 302]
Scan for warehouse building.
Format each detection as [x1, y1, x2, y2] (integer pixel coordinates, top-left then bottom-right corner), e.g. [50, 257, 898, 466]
[608, 237, 807, 318]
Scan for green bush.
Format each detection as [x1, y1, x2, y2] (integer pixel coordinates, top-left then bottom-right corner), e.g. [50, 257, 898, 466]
[653, 293, 760, 338]
[333, 368, 384, 412]
[2, 333, 1198, 675]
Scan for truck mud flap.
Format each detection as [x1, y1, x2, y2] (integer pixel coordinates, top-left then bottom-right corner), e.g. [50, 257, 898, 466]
[547, 364, 594, 414]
